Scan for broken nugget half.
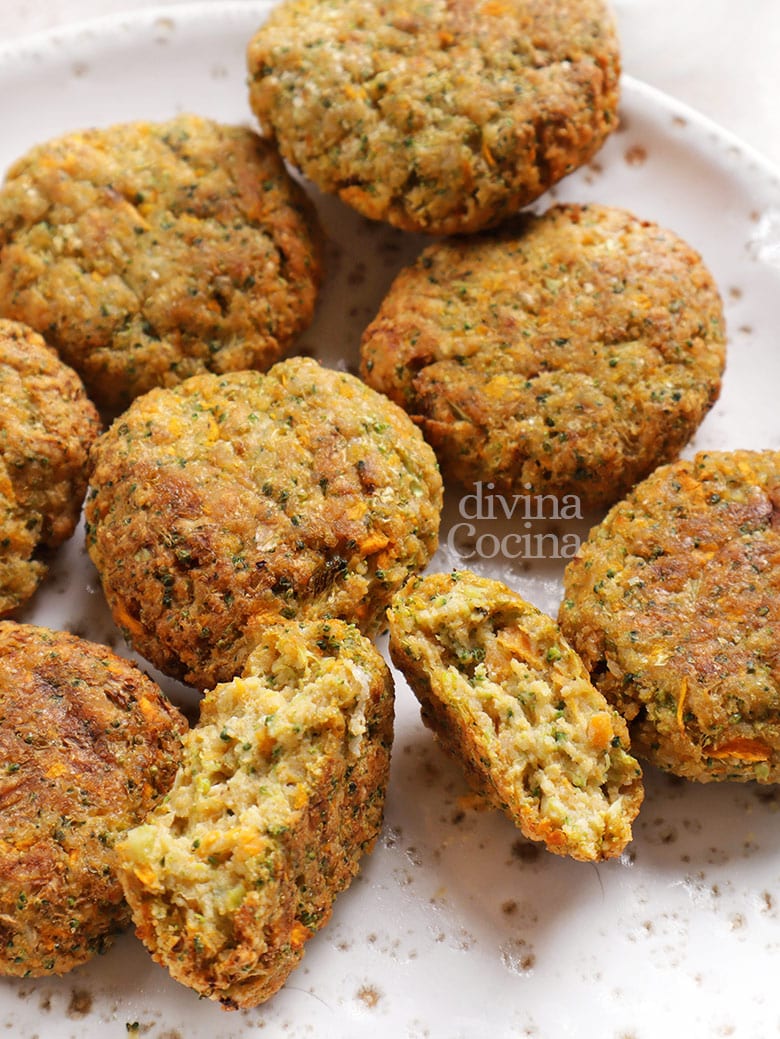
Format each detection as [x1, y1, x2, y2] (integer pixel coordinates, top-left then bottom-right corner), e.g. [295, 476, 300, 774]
[116, 619, 394, 1009]
[388, 570, 643, 861]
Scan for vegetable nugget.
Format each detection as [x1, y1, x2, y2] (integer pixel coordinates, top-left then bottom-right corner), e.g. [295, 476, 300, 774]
[388, 571, 642, 861]
[560, 450, 780, 782]
[85, 357, 442, 689]
[248, 0, 620, 234]
[0, 320, 100, 615]
[0, 115, 322, 411]
[361, 203, 725, 508]
[0, 621, 186, 976]
[116, 620, 393, 1009]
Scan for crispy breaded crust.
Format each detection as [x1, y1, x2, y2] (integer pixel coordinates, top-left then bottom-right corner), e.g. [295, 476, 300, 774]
[361, 204, 726, 508]
[388, 570, 642, 861]
[0, 320, 100, 615]
[0, 115, 322, 411]
[85, 357, 442, 689]
[560, 450, 780, 782]
[247, 0, 620, 234]
[0, 621, 186, 976]
[116, 620, 393, 1008]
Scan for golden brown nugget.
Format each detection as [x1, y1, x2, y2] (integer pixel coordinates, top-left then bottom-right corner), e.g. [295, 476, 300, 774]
[247, 0, 620, 235]
[0, 320, 100, 615]
[85, 357, 442, 689]
[388, 571, 642, 861]
[0, 114, 322, 411]
[361, 203, 726, 509]
[560, 450, 780, 783]
[0, 621, 186, 976]
[116, 620, 393, 1009]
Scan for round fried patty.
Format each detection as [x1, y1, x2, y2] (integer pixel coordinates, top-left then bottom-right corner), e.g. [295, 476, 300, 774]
[0, 320, 100, 616]
[360, 203, 726, 508]
[0, 621, 186, 976]
[559, 451, 780, 782]
[247, 0, 620, 234]
[85, 357, 442, 689]
[0, 114, 322, 411]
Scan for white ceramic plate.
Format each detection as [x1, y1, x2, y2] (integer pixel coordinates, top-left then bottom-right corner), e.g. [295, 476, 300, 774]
[2, 4, 780, 1037]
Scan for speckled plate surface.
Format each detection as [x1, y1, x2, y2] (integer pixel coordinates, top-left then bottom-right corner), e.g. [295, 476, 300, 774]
[2, 4, 780, 1038]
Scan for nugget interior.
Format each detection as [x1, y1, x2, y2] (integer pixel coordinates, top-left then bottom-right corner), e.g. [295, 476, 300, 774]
[389, 572, 642, 861]
[116, 620, 393, 1008]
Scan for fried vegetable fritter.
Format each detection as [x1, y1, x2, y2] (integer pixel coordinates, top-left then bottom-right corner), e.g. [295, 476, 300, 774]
[361, 203, 725, 509]
[85, 357, 442, 688]
[248, 0, 620, 234]
[0, 320, 100, 615]
[116, 619, 393, 1008]
[388, 570, 643, 861]
[560, 450, 780, 781]
[0, 115, 322, 411]
[0, 621, 186, 976]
